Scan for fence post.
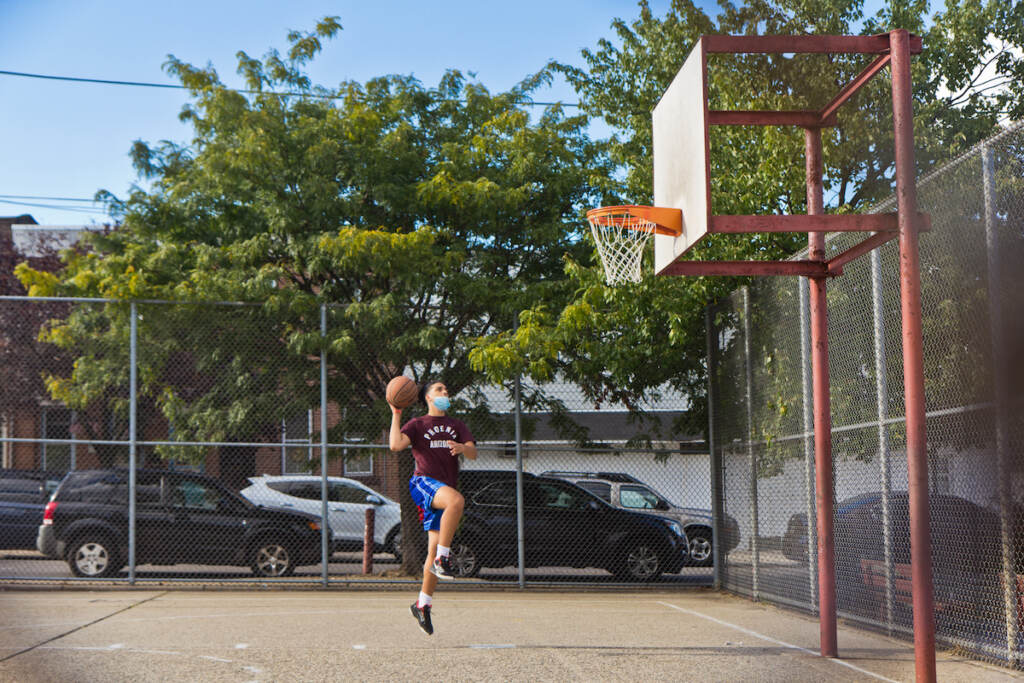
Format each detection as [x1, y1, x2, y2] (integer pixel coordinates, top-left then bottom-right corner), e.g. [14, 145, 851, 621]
[514, 316, 526, 589]
[40, 407, 47, 470]
[798, 277, 818, 612]
[363, 508, 375, 574]
[706, 307, 723, 590]
[128, 301, 137, 585]
[742, 287, 759, 599]
[870, 248, 895, 634]
[983, 144, 1018, 665]
[280, 419, 287, 475]
[69, 410, 77, 470]
[320, 303, 329, 587]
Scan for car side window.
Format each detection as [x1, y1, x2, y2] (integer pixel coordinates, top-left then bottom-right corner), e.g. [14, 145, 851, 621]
[620, 485, 660, 510]
[64, 472, 126, 504]
[289, 483, 323, 501]
[574, 481, 611, 502]
[473, 482, 515, 507]
[535, 482, 587, 510]
[330, 483, 373, 504]
[170, 479, 222, 511]
[135, 473, 165, 507]
[0, 478, 46, 504]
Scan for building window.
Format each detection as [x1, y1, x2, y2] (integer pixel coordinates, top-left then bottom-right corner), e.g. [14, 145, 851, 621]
[281, 410, 314, 474]
[40, 405, 72, 472]
[343, 444, 373, 476]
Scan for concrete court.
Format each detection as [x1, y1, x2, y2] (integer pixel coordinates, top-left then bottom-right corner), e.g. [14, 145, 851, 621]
[0, 589, 1017, 682]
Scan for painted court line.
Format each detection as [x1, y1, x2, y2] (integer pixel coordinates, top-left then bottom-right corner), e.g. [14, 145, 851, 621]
[656, 601, 900, 683]
[468, 644, 517, 649]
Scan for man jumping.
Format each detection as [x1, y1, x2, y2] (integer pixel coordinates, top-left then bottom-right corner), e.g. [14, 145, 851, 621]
[389, 380, 476, 635]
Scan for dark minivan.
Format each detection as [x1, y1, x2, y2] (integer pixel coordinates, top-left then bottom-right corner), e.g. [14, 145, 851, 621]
[37, 469, 326, 578]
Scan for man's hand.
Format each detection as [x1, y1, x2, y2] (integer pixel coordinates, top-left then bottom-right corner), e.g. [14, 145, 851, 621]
[447, 441, 465, 456]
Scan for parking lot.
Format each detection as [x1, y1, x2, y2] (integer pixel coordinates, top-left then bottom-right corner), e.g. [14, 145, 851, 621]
[1, 588, 1016, 682]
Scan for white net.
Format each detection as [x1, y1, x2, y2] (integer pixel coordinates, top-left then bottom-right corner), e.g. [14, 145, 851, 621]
[587, 210, 657, 285]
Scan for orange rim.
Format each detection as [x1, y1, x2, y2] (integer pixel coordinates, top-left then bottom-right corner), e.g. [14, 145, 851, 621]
[586, 205, 682, 237]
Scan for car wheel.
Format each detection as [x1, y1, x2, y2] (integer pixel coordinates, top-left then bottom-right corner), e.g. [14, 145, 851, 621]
[615, 542, 663, 582]
[67, 535, 121, 578]
[686, 527, 714, 567]
[386, 526, 403, 562]
[250, 539, 295, 577]
[448, 540, 481, 578]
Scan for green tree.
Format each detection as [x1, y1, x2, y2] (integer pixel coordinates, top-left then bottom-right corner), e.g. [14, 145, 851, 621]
[470, 0, 1024, 444]
[17, 17, 610, 572]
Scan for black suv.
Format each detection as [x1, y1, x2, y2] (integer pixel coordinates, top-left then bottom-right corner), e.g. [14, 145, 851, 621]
[541, 470, 741, 567]
[37, 469, 326, 578]
[0, 470, 63, 549]
[450, 475, 689, 581]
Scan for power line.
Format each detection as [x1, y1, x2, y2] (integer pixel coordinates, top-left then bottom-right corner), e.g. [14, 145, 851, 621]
[0, 199, 109, 215]
[0, 194, 101, 203]
[0, 69, 580, 107]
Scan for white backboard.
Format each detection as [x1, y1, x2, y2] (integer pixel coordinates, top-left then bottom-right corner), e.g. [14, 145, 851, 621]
[652, 38, 711, 274]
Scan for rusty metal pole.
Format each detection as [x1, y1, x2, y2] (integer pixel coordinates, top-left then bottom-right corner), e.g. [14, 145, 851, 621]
[890, 28, 936, 682]
[363, 507, 375, 574]
[805, 126, 837, 658]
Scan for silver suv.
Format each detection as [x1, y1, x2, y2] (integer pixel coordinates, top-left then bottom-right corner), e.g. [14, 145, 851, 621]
[540, 471, 738, 567]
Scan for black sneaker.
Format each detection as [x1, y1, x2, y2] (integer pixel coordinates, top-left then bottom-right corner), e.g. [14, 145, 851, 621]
[431, 555, 456, 580]
[410, 602, 433, 635]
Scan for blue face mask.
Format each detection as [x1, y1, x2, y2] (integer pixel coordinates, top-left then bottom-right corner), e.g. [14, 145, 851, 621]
[432, 396, 451, 412]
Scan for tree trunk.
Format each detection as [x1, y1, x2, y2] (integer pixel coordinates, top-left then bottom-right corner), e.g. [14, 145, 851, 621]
[398, 453, 426, 575]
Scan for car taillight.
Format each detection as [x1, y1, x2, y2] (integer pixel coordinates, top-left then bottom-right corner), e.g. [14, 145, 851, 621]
[42, 501, 58, 525]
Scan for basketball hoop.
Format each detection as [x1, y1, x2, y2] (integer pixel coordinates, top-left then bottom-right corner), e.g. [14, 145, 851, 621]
[586, 205, 683, 285]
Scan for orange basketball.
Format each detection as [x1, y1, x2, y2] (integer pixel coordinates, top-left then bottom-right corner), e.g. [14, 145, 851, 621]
[386, 376, 418, 409]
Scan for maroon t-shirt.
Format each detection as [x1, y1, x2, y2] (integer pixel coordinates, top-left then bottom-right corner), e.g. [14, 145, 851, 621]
[400, 415, 475, 488]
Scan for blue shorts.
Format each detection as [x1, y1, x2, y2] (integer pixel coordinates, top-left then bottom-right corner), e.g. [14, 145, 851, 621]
[409, 476, 447, 532]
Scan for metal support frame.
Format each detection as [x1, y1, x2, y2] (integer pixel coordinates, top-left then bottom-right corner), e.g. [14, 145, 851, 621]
[670, 31, 934, 671]
[890, 29, 936, 682]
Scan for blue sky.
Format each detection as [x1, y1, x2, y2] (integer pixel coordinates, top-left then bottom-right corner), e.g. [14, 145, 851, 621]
[0, 0, 711, 225]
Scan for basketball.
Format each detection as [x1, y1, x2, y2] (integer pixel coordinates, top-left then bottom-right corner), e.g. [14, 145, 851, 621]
[386, 376, 418, 409]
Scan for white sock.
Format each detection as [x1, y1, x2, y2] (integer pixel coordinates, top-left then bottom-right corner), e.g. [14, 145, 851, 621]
[418, 592, 432, 608]
[436, 545, 451, 558]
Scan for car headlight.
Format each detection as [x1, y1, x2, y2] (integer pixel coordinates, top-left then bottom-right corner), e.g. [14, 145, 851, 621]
[667, 521, 684, 538]
[307, 521, 321, 532]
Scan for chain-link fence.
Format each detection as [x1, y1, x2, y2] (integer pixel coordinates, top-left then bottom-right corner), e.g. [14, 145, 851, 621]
[0, 295, 712, 587]
[710, 121, 1024, 668]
